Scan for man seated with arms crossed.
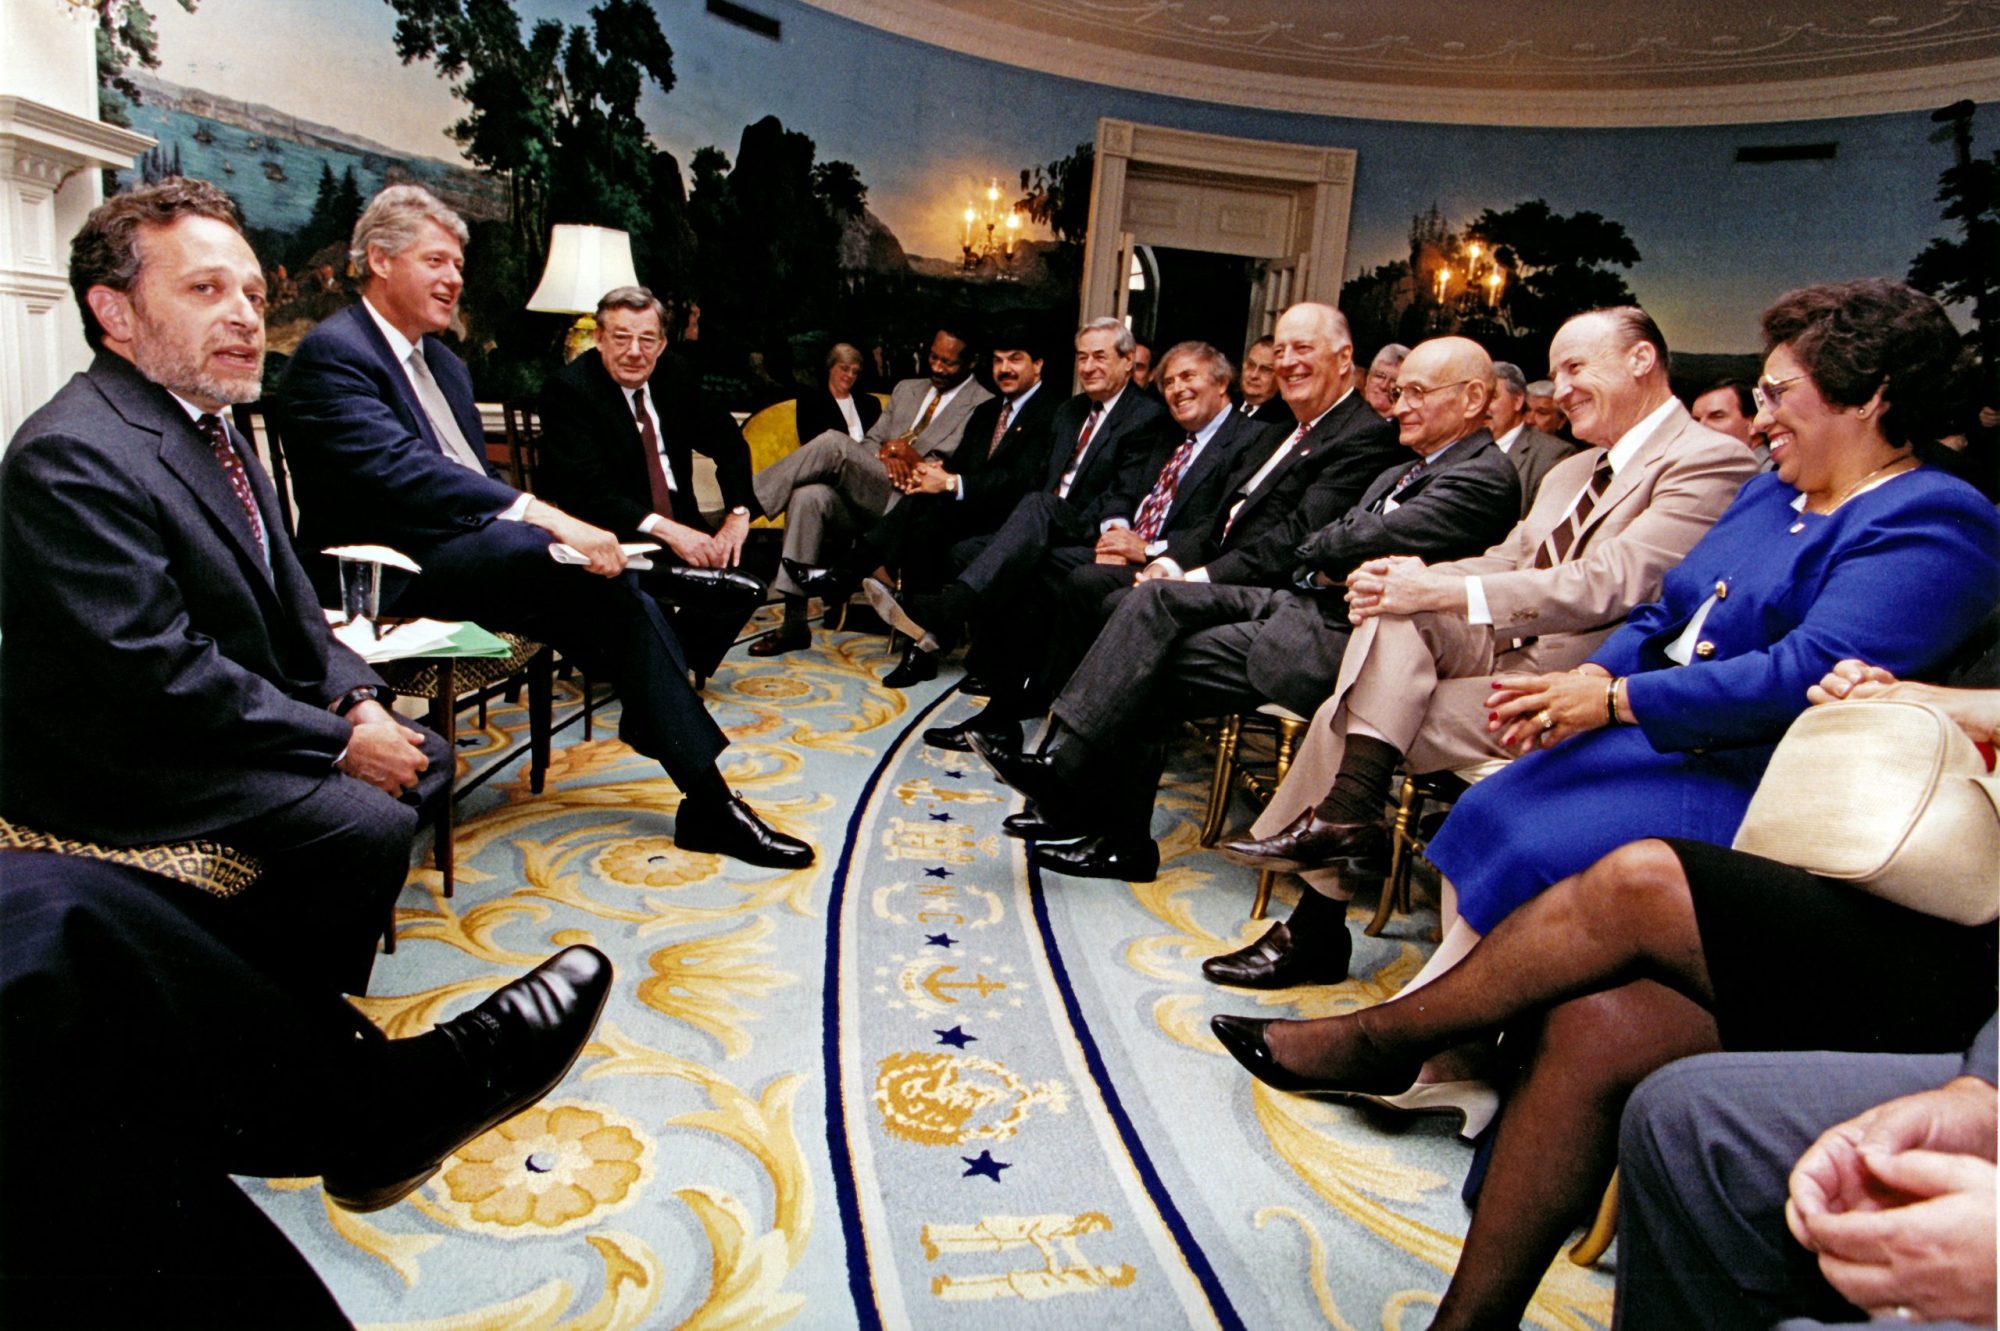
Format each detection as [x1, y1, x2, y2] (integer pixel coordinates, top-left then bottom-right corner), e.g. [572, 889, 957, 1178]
[535, 284, 761, 681]
[973, 334, 1522, 882]
[751, 319, 991, 654]
[0, 178, 450, 999]
[1212, 307, 1756, 989]
[785, 326, 1062, 687]
[278, 185, 808, 870]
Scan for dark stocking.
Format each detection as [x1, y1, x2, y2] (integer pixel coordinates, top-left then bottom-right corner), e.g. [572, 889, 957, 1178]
[1263, 839, 1712, 1086]
[1312, 732, 1402, 823]
[1429, 983, 1720, 1331]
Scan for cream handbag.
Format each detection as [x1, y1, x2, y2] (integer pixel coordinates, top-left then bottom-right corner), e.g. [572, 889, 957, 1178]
[1732, 699, 2000, 925]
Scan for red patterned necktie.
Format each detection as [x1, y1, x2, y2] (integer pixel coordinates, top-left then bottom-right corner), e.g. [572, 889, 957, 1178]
[197, 413, 267, 559]
[1133, 433, 1198, 540]
[1534, 457, 1616, 568]
[633, 385, 675, 516]
[1056, 404, 1103, 493]
[986, 396, 1014, 457]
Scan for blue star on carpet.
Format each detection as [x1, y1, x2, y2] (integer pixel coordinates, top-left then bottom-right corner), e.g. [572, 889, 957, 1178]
[925, 932, 957, 948]
[941, 769, 965, 778]
[961, 1149, 1010, 1182]
[935, 1026, 976, 1048]
[928, 811, 953, 822]
[923, 867, 953, 878]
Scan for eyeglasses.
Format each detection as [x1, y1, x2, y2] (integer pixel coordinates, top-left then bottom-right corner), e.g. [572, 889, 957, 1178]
[608, 334, 663, 353]
[1752, 372, 1808, 413]
[1390, 378, 1474, 408]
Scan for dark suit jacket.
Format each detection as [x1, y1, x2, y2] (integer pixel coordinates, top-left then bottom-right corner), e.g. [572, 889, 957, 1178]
[794, 386, 882, 447]
[1113, 409, 1278, 571]
[1200, 389, 1403, 587]
[276, 302, 518, 560]
[1503, 425, 1582, 518]
[535, 349, 754, 539]
[945, 383, 1064, 526]
[0, 354, 381, 843]
[1240, 397, 1295, 429]
[1042, 387, 1174, 530]
[1246, 430, 1523, 716]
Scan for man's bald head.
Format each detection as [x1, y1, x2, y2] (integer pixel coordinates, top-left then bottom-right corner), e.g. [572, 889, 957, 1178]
[1390, 336, 1494, 455]
[1546, 307, 1673, 447]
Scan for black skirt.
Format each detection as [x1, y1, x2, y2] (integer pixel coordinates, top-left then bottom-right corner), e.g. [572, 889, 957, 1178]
[1666, 837, 1997, 1056]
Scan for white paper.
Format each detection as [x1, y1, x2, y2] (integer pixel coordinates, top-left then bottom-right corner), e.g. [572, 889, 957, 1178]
[549, 541, 659, 571]
[321, 544, 423, 573]
[326, 611, 463, 662]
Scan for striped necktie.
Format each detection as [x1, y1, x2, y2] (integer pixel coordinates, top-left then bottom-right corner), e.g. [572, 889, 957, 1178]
[1534, 457, 1616, 568]
[1133, 433, 1199, 539]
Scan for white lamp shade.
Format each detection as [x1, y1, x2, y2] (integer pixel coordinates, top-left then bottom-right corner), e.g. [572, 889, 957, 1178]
[525, 224, 641, 315]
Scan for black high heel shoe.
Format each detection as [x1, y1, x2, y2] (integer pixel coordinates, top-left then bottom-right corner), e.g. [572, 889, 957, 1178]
[1209, 1014, 1416, 1096]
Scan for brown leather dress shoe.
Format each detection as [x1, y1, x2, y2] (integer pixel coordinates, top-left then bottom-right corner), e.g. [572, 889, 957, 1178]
[1200, 920, 1350, 989]
[1217, 809, 1389, 874]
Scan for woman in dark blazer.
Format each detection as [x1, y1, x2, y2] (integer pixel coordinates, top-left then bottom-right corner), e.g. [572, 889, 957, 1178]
[794, 342, 882, 446]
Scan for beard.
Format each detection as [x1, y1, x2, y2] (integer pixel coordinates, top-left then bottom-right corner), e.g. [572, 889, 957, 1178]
[130, 310, 264, 406]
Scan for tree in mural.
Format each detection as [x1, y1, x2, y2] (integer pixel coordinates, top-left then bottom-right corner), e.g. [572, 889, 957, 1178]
[1016, 141, 1093, 297]
[89, 0, 199, 128]
[1341, 199, 1641, 371]
[1909, 100, 1999, 402]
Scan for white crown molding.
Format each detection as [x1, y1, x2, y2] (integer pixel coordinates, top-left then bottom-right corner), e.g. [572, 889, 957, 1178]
[795, 0, 2000, 126]
[0, 97, 154, 172]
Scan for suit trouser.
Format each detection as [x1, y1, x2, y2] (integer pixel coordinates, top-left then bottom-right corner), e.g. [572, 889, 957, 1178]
[0, 852, 456, 1329]
[395, 521, 726, 786]
[954, 492, 1098, 683]
[1247, 611, 1588, 898]
[1615, 1049, 1980, 1331]
[1049, 580, 1299, 840]
[637, 563, 759, 679]
[752, 431, 897, 595]
[199, 718, 451, 996]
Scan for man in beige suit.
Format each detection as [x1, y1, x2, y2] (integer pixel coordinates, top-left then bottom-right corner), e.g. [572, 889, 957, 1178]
[1206, 306, 1758, 989]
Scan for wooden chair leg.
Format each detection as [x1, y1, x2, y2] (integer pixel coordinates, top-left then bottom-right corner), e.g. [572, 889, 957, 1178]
[1369, 777, 1422, 937]
[1569, 1171, 1619, 1267]
[1200, 715, 1241, 847]
[1251, 868, 1276, 921]
[427, 662, 456, 900]
[581, 668, 596, 740]
[528, 649, 553, 795]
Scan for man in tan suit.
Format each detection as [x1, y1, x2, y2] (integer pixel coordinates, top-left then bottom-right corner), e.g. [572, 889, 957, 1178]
[1207, 306, 1758, 989]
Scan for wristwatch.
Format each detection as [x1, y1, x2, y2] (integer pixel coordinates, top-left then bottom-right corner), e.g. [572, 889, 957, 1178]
[332, 684, 390, 716]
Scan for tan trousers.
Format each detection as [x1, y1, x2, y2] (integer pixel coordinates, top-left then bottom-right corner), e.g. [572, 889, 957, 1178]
[1247, 610, 1592, 898]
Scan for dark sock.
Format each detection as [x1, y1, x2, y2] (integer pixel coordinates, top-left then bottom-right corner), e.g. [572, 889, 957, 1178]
[1286, 886, 1340, 943]
[681, 766, 731, 805]
[1313, 733, 1401, 824]
[780, 594, 806, 630]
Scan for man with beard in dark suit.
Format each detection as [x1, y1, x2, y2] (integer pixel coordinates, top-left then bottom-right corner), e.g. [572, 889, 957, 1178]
[972, 332, 1520, 881]
[535, 284, 762, 679]
[278, 185, 808, 870]
[0, 178, 450, 997]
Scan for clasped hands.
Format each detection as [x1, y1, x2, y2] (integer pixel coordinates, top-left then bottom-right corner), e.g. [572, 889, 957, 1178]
[336, 698, 429, 796]
[879, 436, 928, 490]
[656, 509, 749, 568]
[1785, 1073, 1997, 1323]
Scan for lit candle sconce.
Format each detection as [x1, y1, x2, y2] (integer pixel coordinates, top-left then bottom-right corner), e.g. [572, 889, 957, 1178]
[1435, 266, 1451, 302]
[960, 176, 1023, 274]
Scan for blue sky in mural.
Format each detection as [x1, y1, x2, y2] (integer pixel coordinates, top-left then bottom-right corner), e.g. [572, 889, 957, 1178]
[140, 0, 1989, 353]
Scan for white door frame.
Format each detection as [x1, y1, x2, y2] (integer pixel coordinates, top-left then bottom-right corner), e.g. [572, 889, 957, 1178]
[1078, 118, 1356, 332]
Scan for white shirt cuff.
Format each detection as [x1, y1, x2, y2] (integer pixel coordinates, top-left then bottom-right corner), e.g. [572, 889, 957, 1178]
[1100, 517, 1130, 534]
[1185, 566, 1210, 584]
[952, 475, 966, 500]
[1465, 575, 1492, 626]
[639, 513, 668, 536]
[497, 493, 534, 522]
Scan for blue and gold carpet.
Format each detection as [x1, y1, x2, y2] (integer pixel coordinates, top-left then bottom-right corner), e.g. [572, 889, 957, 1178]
[257, 625, 1615, 1330]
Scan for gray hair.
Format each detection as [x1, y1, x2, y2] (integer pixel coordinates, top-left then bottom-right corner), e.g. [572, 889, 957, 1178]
[1159, 340, 1233, 386]
[595, 284, 668, 325]
[1492, 361, 1528, 397]
[1077, 316, 1136, 357]
[1526, 379, 1556, 397]
[1370, 342, 1410, 368]
[350, 184, 468, 269]
[826, 341, 863, 369]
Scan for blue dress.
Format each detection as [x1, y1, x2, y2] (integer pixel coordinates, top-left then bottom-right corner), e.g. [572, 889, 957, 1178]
[1427, 468, 2000, 934]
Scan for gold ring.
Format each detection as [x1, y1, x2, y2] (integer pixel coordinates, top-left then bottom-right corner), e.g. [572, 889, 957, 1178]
[1537, 710, 1555, 730]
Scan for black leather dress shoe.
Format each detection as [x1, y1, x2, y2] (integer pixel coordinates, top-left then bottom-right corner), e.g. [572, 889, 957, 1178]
[779, 557, 852, 601]
[1001, 801, 1085, 841]
[967, 730, 1082, 810]
[675, 794, 814, 869]
[923, 716, 1019, 754]
[958, 674, 992, 699]
[323, 945, 613, 1212]
[883, 643, 939, 687]
[1201, 920, 1351, 989]
[1217, 809, 1390, 874]
[660, 565, 766, 610]
[1035, 833, 1159, 882]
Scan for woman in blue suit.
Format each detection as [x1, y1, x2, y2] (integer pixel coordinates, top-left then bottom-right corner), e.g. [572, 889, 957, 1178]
[1213, 279, 2000, 1329]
